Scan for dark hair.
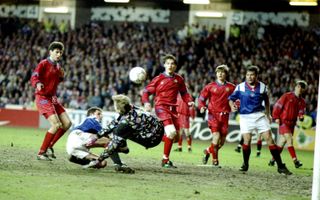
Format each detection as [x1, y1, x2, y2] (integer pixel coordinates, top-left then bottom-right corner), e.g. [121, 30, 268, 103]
[86, 107, 102, 116]
[296, 80, 308, 89]
[48, 41, 64, 51]
[246, 65, 259, 75]
[162, 54, 177, 65]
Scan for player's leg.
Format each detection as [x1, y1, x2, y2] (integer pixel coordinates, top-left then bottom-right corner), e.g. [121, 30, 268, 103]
[185, 128, 192, 152]
[202, 115, 219, 165]
[174, 128, 183, 152]
[256, 133, 262, 157]
[37, 113, 61, 160]
[269, 134, 286, 166]
[239, 132, 252, 171]
[235, 136, 243, 153]
[285, 133, 303, 168]
[162, 120, 178, 168]
[47, 102, 72, 158]
[261, 130, 292, 175]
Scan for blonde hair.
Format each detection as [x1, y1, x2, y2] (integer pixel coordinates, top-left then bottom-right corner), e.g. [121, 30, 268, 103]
[296, 80, 308, 89]
[112, 94, 132, 114]
[215, 64, 229, 73]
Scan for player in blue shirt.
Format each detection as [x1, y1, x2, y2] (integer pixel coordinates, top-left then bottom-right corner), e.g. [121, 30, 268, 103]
[228, 66, 292, 175]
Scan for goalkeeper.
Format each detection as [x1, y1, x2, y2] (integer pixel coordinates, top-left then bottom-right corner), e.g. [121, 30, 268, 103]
[98, 94, 165, 170]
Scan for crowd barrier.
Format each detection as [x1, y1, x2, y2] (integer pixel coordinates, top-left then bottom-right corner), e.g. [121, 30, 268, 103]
[0, 108, 315, 151]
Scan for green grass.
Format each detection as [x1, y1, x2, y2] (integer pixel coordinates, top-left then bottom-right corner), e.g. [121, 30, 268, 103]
[0, 126, 314, 200]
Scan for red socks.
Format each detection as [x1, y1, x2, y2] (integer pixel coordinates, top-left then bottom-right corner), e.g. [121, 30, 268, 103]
[187, 135, 192, 146]
[49, 128, 66, 148]
[163, 135, 173, 160]
[39, 131, 54, 154]
[288, 146, 297, 160]
[210, 143, 218, 160]
[178, 135, 183, 146]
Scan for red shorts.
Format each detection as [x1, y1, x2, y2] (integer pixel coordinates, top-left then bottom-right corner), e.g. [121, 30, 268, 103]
[279, 123, 295, 135]
[155, 105, 179, 131]
[208, 112, 229, 135]
[178, 113, 190, 129]
[35, 95, 66, 119]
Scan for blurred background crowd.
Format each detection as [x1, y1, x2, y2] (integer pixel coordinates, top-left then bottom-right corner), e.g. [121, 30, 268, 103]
[0, 17, 318, 126]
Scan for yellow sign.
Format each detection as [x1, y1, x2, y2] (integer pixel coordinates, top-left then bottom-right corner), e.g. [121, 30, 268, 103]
[293, 126, 315, 151]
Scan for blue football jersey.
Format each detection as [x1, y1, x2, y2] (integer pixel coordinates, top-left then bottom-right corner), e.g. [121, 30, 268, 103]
[228, 81, 268, 114]
[72, 116, 102, 134]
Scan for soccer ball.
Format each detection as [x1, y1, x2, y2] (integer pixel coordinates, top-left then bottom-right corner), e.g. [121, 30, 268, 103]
[129, 67, 147, 84]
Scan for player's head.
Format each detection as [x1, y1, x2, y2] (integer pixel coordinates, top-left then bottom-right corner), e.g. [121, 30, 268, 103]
[87, 107, 103, 122]
[295, 80, 308, 96]
[246, 65, 259, 85]
[48, 41, 64, 62]
[215, 64, 229, 82]
[163, 54, 177, 76]
[112, 94, 132, 114]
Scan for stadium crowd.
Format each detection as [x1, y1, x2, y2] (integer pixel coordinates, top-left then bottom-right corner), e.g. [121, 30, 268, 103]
[0, 17, 318, 125]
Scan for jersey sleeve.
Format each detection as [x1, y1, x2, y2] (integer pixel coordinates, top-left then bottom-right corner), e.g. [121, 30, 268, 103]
[228, 84, 241, 102]
[141, 76, 158, 104]
[179, 77, 193, 103]
[272, 94, 286, 120]
[30, 62, 43, 87]
[198, 85, 209, 109]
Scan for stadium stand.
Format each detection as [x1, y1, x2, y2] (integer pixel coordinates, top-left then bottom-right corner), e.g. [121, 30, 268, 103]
[0, 17, 318, 125]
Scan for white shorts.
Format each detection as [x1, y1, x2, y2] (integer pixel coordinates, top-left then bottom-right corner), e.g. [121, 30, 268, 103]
[239, 112, 270, 134]
[66, 130, 97, 159]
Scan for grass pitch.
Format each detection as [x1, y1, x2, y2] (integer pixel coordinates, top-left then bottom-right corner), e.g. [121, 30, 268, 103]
[0, 126, 313, 200]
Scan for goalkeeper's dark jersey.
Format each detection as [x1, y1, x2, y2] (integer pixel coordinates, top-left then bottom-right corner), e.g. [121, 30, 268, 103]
[103, 106, 164, 148]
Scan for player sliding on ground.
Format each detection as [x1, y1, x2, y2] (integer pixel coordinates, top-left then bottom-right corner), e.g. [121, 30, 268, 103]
[66, 107, 132, 173]
[98, 94, 165, 171]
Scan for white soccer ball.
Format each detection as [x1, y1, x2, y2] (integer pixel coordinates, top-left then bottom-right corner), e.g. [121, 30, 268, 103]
[129, 67, 147, 84]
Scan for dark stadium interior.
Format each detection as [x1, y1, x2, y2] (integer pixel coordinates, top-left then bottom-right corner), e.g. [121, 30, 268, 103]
[2, 0, 320, 12]
[0, 0, 319, 126]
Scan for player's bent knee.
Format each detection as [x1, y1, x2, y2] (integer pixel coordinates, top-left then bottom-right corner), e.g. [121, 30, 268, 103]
[164, 124, 176, 139]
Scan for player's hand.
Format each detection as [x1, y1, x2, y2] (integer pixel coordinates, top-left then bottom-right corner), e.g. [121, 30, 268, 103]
[188, 101, 195, 107]
[230, 103, 238, 112]
[275, 119, 280, 124]
[144, 103, 152, 112]
[36, 82, 44, 91]
[200, 107, 207, 113]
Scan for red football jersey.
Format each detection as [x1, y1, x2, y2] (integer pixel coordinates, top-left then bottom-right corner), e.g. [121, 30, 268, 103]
[272, 92, 306, 122]
[198, 81, 235, 113]
[142, 73, 193, 106]
[177, 95, 195, 118]
[31, 58, 63, 97]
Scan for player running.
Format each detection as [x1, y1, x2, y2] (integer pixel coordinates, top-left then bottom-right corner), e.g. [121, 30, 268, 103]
[269, 80, 307, 168]
[142, 54, 194, 168]
[198, 65, 235, 167]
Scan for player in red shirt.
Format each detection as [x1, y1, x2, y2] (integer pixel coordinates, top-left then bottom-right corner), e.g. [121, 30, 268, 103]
[269, 80, 307, 168]
[198, 65, 235, 167]
[142, 54, 194, 168]
[31, 41, 72, 161]
[174, 94, 196, 152]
